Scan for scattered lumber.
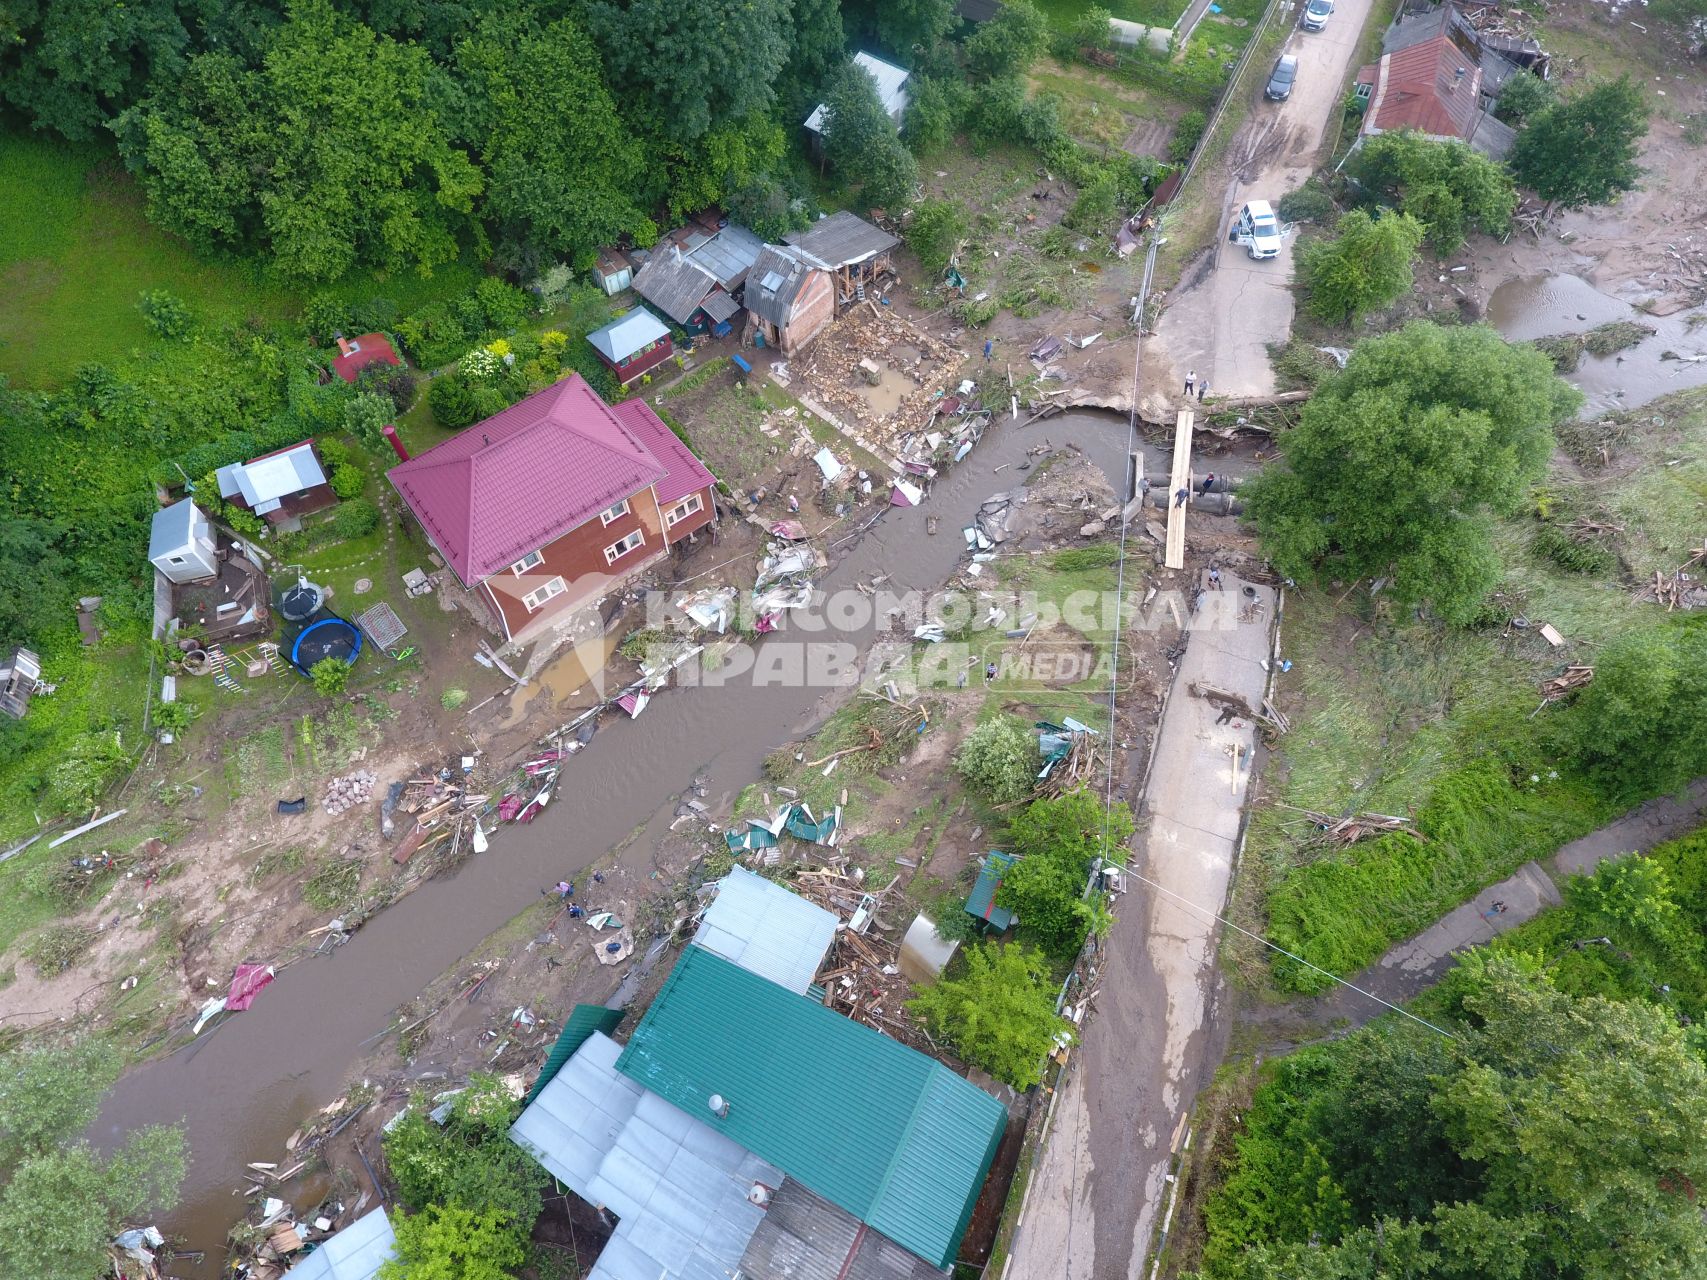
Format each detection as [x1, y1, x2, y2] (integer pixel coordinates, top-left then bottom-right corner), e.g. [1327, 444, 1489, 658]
[1278, 804, 1423, 845]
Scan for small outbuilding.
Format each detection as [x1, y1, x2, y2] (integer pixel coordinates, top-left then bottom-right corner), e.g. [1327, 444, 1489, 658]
[692, 865, 838, 995]
[330, 332, 403, 384]
[965, 851, 1016, 931]
[586, 308, 674, 386]
[744, 245, 836, 355]
[783, 211, 900, 306]
[0, 648, 42, 720]
[592, 247, 635, 295]
[217, 441, 336, 529]
[149, 498, 219, 584]
[805, 52, 911, 144]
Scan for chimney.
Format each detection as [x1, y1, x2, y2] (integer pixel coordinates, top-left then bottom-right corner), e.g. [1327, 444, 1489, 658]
[381, 424, 409, 463]
[708, 1094, 730, 1120]
[1454, 66, 1466, 83]
[333, 330, 352, 357]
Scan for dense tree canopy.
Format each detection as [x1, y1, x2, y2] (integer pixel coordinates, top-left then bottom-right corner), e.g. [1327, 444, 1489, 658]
[909, 943, 1074, 1088]
[0, 0, 191, 140]
[1510, 76, 1648, 210]
[1244, 322, 1579, 622]
[821, 56, 919, 208]
[1296, 209, 1424, 324]
[1350, 132, 1516, 254]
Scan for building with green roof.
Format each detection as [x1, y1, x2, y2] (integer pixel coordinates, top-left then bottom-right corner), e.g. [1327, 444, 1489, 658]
[615, 947, 1008, 1270]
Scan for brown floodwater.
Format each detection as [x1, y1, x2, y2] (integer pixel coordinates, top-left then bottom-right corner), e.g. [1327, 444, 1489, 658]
[93, 412, 1157, 1271]
[1484, 273, 1707, 416]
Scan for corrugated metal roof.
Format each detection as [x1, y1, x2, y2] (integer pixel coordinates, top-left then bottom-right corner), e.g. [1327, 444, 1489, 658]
[148, 498, 200, 563]
[634, 251, 717, 325]
[230, 442, 327, 507]
[805, 53, 911, 133]
[283, 1209, 395, 1280]
[745, 246, 822, 329]
[687, 225, 764, 289]
[699, 291, 741, 324]
[739, 1178, 950, 1280]
[386, 375, 668, 586]
[510, 1032, 780, 1280]
[616, 948, 1007, 1269]
[588, 308, 671, 363]
[965, 852, 1015, 930]
[608, 400, 719, 506]
[692, 866, 837, 994]
[527, 1004, 624, 1104]
[783, 211, 900, 270]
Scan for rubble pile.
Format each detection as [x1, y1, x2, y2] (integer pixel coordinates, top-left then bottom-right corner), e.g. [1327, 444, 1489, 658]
[787, 306, 966, 456]
[322, 770, 376, 815]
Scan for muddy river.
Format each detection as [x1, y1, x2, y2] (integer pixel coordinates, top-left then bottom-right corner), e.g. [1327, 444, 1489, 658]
[95, 411, 1166, 1268]
[1486, 273, 1707, 415]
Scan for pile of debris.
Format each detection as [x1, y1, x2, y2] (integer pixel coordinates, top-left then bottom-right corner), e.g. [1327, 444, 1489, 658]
[726, 800, 844, 862]
[1634, 543, 1707, 611]
[798, 867, 927, 1046]
[752, 538, 827, 628]
[786, 305, 965, 451]
[323, 769, 377, 816]
[1189, 681, 1291, 738]
[1280, 805, 1423, 846]
[964, 489, 1024, 567]
[1540, 664, 1595, 703]
[1036, 718, 1103, 797]
[389, 772, 491, 865]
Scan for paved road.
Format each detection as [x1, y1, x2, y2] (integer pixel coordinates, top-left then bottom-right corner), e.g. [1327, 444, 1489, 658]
[1155, 0, 1377, 397]
[1007, 577, 1275, 1280]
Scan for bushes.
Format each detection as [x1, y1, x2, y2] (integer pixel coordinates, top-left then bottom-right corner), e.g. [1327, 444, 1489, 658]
[329, 464, 365, 500]
[1297, 209, 1424, 324]
[956, 717, 1037, 804]
[1001, 791, 1134, 960]
[428, 374, 480, 428]
[138, 290, 193, 340]
[1168, 109, 1207, 164]
[908, 942, 1073, 1089]
[309, 657, 354, 697]
[394, 279, 536, 369]
[906, 199, 969, 278]
[1277, 184, 1335, 225]
[382, 1075, 545, 1235]
[330, 499, 379, 540]
[1569, 617, 1707, 802]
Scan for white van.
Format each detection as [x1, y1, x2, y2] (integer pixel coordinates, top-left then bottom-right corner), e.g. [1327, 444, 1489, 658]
[1229, 201, 1283, 260]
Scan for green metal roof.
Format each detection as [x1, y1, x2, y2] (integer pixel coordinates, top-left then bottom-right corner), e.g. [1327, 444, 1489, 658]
[615, 948, 1008, 1269]
[525, 1004, 624, 1104]
[966, 851, 1016, 930]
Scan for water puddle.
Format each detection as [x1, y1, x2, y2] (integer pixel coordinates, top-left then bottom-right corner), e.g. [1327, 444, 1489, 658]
[94, 411, 1174, 1275]
[857, 366, 914, 417]
[498, 631, 618, 728]
[1485, 273, 1707, 415]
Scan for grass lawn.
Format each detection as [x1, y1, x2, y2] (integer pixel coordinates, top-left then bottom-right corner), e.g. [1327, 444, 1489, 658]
[0, 133, 479, 388]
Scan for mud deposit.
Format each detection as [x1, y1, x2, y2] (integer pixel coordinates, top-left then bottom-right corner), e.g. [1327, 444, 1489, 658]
[1486, 273, 1707, 415]
[94, 413, 1153, 1271]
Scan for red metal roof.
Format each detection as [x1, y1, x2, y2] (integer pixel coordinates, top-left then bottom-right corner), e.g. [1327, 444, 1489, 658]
[1366, 34, 1481, 139]
[609, 400, 718, 506]
[331, 332, 403, 383]
[387, 375, 667, 585]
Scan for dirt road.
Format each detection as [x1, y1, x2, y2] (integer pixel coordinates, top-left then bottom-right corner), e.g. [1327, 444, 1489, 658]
[1007, 575, 1276, 1280]
[1155, 0, 1377, 396]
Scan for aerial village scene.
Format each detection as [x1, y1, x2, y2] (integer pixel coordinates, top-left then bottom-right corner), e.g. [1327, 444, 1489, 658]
[1, 0, 1705, 1277]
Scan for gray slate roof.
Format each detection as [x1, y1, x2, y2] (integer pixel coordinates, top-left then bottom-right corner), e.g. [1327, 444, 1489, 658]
[745, 246, 821, 329]
[784, 212, 899, 270]
[688, 225, 764, 290]
[634, 251, 718, 325]
[692, 865, 837, 995]
[509, 1032, 781, 1280]
[148, 498, 200, 562]
[699, 291, 741, 325]
[283, 1209, 395, 1280]
[739, 1179, 950, 1280]
[588, 308, 672, 362]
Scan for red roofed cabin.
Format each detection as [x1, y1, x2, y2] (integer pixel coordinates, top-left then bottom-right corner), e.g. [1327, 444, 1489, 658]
[387, 375, 718, 645]
[331, 331, 403, 383]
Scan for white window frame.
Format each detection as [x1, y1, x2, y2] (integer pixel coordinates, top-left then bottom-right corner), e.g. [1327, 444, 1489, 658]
[665, 494, 704, 528]
[599, 499, 631, 526]
[522, 577, 566, 612]
[510, 549, 544, 575]
[604, 529, 645, 564]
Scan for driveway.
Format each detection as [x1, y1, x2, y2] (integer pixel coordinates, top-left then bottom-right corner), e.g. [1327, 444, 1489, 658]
[1006, 578, 1276, 1280]
[1156, 0, 1377, 397]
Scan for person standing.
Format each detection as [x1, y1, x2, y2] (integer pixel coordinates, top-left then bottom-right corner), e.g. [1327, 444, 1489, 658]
[1197, 380, 1209, 402]
[984, 338, 994, 360]
[1183, 368, 1196, 396]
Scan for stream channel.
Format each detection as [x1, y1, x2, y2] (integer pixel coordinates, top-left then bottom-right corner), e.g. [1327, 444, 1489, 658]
[95, 411, 1159, 1270]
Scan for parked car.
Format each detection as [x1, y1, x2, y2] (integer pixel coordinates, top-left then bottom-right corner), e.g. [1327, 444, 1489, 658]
[1303, 0, 1334, 30]
[1264, 54, 1299, 101]
[1228, 201, 1283, 260]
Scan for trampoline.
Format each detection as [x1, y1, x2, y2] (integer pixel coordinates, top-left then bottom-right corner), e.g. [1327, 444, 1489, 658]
[280, 580, 325, 622]
[290, 616, 363, 675]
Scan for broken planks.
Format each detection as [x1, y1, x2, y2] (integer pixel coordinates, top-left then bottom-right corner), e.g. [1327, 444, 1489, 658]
[1165, 408, 1193, 570]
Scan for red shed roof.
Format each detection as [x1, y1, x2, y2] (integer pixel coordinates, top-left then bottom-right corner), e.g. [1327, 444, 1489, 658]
[609, 400, 719, 506]
[387, 375, 667, 585]
[1366, 34, 1482, 139]
[332, 332, 403, 383]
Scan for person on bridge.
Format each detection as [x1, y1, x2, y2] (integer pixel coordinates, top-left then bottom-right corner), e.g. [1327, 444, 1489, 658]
[1174, 486, 1190, 507]
[1183, 369, 1196, 396]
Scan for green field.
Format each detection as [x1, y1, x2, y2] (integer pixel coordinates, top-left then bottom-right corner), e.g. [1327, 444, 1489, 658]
[0, 133, 478, 388]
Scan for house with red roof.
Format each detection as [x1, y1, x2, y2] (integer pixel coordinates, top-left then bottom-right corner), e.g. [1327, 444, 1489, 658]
[386, 375, 718, 645]
[331, 331, 404, 383]
[1352, 5, 1538, 159]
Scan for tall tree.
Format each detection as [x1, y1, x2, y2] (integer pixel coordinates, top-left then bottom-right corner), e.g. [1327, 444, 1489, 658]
[1244, 322, 1579, 622]
[1350, 132, 1516, 254]
[780, 0, 847, 118]
[845, 0, 957, 60]
[455, 16, 654, 273]
[0, 0, 190, 140]
[1296, 208, 1425, 324]
[964, 0, 1047, 81]
[1510, 76, 1648, 210]
[0, 1042, 186, 1280]
[584, 0, 792, 141]
[821, 56, 919, 208]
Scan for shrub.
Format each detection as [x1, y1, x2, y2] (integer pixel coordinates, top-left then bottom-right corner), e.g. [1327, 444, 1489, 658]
[1494, 69, 1555, 126]
[382, 1076, 545, 1231]
[1297, 209, 1425, 324]
[342, 391, 393, 452]
[1066, 170, 1120, 232]
[906, 199, 969, 278]
[358, 363, 417, 416]
[303, 857, 362, 909]
[428, 374, 480, 429]
[301, 293, 352, 343]
[316, 438, 351, 470]
[25, 924, 97, 975]
[908, 942, 1073, 1089]
[1001, 792, 1135, 959]
[310, 657, 353, 696]
[441, 688, 468, 710]
[956, 718, 1039, 804]
[379, 1205, 526, 1280]
[152, 700, 195, 736]
[1571, 618, 1707, 800]
[1277, 184, 1336, 225]
[474, 277, 532, 332]
[330, 499, 379, 540]
[329, 464, 366, 500]
[1168, 110, 1207, 164]
[139, 290, 193, 340]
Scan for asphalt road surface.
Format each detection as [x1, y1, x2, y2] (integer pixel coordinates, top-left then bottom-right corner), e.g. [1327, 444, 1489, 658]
[1006, 578, 1276, 1280]
[1157, 0, 1378, 397]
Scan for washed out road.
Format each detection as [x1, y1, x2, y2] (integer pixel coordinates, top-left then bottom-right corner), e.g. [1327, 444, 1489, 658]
[1156, 0, 1376, 396]
[1007, 577, 1276, 1279]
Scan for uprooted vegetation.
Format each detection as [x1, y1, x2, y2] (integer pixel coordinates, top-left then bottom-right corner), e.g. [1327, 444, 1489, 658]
[1530, 319, 1657, 372]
